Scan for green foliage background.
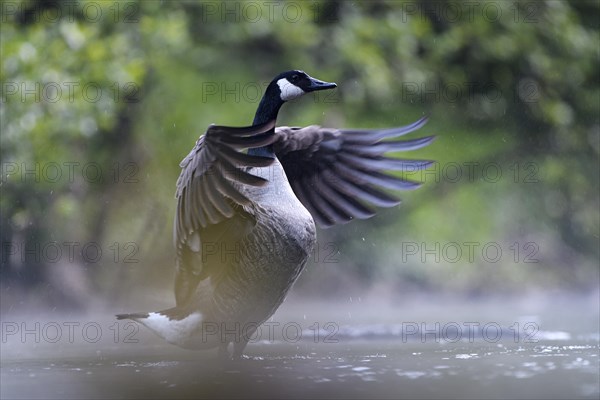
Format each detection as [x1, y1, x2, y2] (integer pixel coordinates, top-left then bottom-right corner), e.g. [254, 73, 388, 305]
[1, 0, 598, 310]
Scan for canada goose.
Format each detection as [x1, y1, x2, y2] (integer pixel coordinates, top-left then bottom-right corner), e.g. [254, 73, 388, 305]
[116, 70, 434, 359]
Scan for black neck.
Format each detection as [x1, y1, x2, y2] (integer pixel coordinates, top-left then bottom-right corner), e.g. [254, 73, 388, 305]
[249, 84, 283, 157]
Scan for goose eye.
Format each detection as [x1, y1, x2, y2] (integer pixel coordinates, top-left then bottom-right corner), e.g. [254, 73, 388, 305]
[290, 74, 299, 83]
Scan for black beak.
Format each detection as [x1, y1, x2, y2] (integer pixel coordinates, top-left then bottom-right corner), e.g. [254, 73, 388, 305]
[306, 76, 337, 92]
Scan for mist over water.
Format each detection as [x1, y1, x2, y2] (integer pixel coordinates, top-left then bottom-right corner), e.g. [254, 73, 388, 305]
[2, 292, 598, 399]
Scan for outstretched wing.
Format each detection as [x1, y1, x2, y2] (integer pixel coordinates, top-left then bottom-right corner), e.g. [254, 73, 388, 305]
[273, 116, 434, 228]
[174, 119, 277, 246]
[173, 119, 277, 305]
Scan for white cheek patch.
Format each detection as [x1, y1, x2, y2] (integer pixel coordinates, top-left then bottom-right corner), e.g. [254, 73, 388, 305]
[277, 78, 305, 101]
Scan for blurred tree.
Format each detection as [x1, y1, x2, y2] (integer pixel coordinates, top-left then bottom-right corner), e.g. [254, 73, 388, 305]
[1, 0, 598, 309]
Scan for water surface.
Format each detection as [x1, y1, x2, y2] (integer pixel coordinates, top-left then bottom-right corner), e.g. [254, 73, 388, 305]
[2, 296, 598, 399]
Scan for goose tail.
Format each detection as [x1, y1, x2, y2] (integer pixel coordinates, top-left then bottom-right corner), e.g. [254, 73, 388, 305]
[115, 308, 207, 349]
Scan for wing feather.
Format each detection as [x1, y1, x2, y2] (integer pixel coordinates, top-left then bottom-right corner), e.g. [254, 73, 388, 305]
[172, 119, 277, 305]
[274, 116, 434, 228]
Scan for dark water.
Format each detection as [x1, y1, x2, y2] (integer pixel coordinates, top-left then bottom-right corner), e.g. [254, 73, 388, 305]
[2, 296, 599, 399]
[2, 340, 599, 399]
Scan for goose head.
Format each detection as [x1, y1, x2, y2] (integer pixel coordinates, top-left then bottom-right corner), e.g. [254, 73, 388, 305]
[273, 70, 337, 101]
[253, 70, 337, 126]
